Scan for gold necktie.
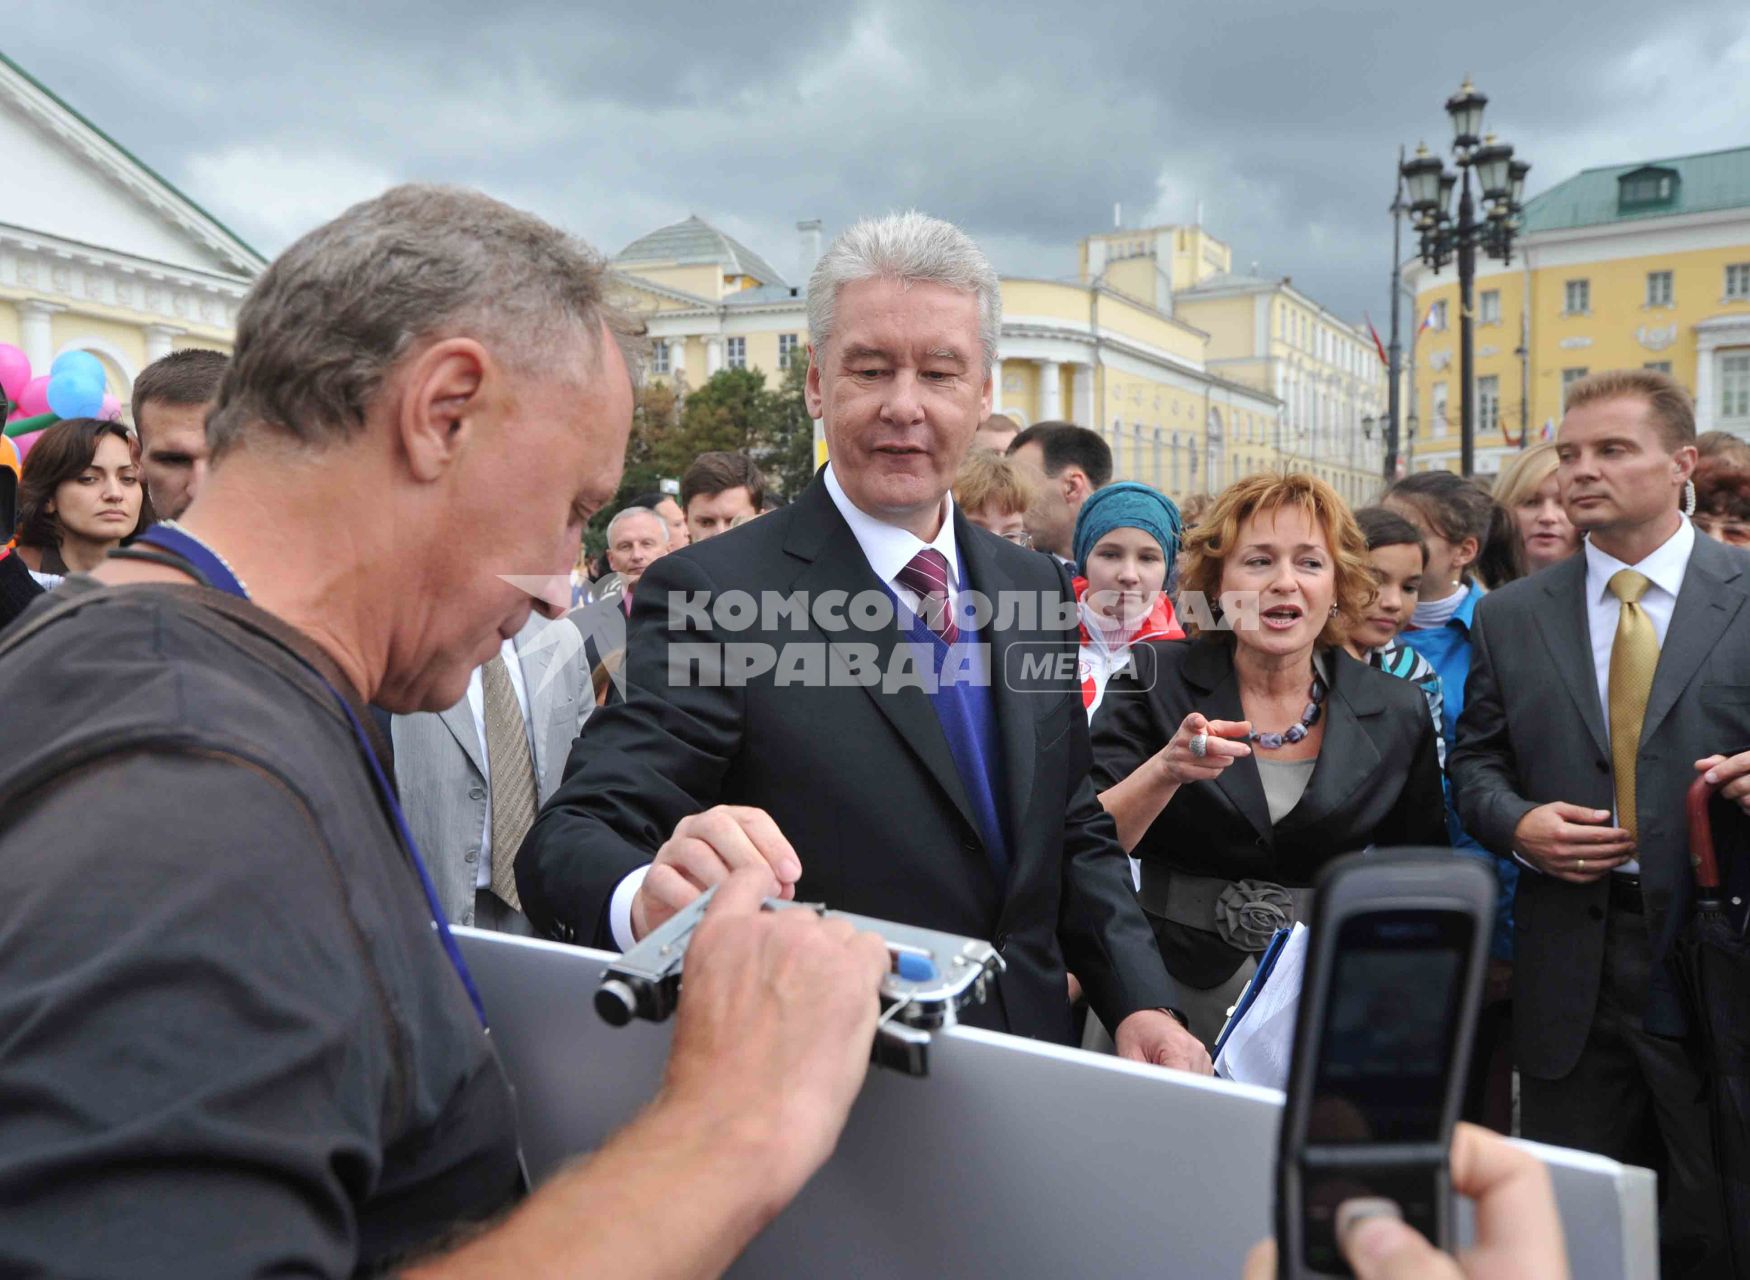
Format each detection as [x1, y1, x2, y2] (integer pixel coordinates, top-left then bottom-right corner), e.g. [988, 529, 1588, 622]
[482, 654, 537, 912]
[1607, 569, 1658, 845]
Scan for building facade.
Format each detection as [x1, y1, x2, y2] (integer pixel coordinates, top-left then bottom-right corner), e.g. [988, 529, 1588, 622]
[0, 54, 262, 413]
[1406, 144, 1750, 476]
[612, 215, 1392, 503]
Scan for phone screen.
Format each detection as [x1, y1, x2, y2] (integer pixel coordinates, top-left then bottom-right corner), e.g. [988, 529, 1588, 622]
[1307, 909, 1474, 1144]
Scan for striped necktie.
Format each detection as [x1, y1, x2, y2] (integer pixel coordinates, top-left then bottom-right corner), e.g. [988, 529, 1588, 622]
[481, 654, 537, 911]
[896, 549, 959, 645]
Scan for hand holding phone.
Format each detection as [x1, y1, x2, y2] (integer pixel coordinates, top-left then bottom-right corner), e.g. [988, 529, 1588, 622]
[1274, 851, 1496, 1278]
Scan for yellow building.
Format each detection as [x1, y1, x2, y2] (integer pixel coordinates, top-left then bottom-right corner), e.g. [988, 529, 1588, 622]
[1081, 224, 1388, 504]
[611, 215, 1286, 501]
[0, 53, 260, 412]
[1407, 144, 1750, 475]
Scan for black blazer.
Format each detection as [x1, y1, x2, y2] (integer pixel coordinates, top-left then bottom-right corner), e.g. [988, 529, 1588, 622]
[1091, 636, 1448, 986]
[1451, 536, 1750, 1078]
[518, 474, 1175, 1044]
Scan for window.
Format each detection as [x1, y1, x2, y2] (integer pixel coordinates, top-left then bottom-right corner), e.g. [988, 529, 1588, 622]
[1644, 361, 1673, 375]
[1564, 280, 1590, 315]
[1646, 271, 1673, 307]
[1428, 300, 1448, 331]
[1480, 290, 1500, 324]
[777, 333, 800, 369]
[1562, 368, 1590, 403]
[651, 340, 671, 375]
[1432, 382, 1449, 437]
[1722, 353, 1750, 421]
[725, 337, 746, 369]
[1727, 263, 1750, 300]
[1478, 375, 1500, 434]
[1619, 166, 1678, 212]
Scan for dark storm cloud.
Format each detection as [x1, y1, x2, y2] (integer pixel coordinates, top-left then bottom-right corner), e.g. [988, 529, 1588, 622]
[6, 1, 1748, 321]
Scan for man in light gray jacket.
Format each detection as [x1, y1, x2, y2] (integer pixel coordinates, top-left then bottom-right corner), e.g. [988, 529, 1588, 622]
[392, 613, 590, 932]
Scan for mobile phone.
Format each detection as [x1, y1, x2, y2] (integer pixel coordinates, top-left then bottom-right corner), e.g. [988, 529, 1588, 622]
[1275, 851, 1496, 1278]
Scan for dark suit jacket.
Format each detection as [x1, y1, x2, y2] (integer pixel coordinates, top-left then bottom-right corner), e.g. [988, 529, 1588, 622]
[1091, 637, 1448, 987]
[517, 474, 1175, 1044]
[1450, 534, 1750, 1079]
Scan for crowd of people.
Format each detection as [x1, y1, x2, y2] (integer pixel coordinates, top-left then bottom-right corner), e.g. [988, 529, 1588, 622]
[0, 185, 1747, 1279]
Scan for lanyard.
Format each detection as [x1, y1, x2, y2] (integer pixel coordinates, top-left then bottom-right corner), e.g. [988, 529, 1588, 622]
[134, 525, 490, 1029]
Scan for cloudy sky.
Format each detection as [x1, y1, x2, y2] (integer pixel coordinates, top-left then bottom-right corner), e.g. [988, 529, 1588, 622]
[8, 1, 1750, 323]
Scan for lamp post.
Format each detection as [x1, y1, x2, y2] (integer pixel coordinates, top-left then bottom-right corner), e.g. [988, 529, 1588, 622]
[1402, 78, 1530, 477]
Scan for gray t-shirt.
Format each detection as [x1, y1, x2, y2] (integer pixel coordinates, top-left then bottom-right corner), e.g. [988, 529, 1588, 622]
[0, 581, 522, 1277]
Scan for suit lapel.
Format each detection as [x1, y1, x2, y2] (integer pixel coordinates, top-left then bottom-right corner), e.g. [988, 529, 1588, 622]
[1642, 534, 1747, 744]
[783, 480, 982, 838]
[956, 513, 1037, 846]
[437, 695, 486, 778]
[512, 617, 576, 790]
[1531, 556, 1609, 760]
[1185, 640, 1273, 841]
[1277, 652, 1384, 837]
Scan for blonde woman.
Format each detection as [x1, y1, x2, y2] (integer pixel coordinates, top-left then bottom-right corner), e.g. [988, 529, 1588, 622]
[1490, 442, 1580, 581]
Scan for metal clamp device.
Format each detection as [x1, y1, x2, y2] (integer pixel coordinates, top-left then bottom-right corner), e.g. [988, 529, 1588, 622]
[595, 887, 1005, 1077]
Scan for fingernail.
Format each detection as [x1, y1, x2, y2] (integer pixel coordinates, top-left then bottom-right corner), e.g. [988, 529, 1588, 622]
[1336, 1199, 1403, 1261]
[783, 859, 802, 880]
[1706, 771, 1719, 784]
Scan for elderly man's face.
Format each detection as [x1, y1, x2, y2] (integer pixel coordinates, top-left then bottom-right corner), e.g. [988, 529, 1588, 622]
[393, 325, 631, 712]
[806, 277, 989, 536]
[607, 510, 667, 587]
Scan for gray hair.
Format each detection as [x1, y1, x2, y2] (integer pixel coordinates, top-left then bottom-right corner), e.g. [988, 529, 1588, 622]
[208, 183, 624, 459]
[606, 505, 669, 546]
[806, 211, 1001, 374]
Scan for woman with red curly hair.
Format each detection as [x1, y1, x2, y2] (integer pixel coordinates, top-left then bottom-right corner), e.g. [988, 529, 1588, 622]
[1090, 473, 1447, 1044]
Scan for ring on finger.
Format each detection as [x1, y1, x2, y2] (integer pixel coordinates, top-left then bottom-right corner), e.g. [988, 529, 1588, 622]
[1189, 731, 1209, 759]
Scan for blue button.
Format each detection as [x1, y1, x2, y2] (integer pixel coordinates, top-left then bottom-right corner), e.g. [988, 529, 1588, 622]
[893, 951, 937, 982]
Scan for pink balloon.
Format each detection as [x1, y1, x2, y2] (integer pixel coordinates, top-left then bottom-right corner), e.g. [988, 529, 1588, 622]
[99, 391, 122, 422]
[12, 428, 44, 463]
[16, 375, 51, 418]
[0, 344, 30, 404]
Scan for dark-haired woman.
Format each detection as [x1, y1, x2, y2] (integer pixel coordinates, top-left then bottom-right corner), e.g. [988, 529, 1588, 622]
[14, 418, 150, 584]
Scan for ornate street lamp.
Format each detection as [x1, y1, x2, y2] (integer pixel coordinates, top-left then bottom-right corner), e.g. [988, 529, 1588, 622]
[1402, 78, 1531, 476]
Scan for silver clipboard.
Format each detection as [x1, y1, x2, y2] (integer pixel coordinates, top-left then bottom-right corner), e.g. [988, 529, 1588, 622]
[457, 927, 1657, 1278]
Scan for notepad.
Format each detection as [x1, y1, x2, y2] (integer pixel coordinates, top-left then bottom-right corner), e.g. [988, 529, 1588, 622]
[1213, 922, 1308, 1089]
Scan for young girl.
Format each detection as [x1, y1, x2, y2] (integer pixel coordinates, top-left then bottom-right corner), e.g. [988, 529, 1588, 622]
[1344, 507, 1444, 762]
[1071, 482, 1184, 718]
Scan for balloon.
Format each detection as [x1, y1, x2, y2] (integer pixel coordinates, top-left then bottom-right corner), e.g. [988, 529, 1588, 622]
[47, 370, 105, 420]
[99, 392, 122, 422]
[12, 429, 44, 464]
[17, 375, 51, 418]
[49, 350, 105, 388]
[0, 344, 30, 403]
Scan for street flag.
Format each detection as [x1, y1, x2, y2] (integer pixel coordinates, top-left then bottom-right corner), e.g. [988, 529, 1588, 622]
[1364, 314, 1389, 367]
[1418, 305, 1438, 333]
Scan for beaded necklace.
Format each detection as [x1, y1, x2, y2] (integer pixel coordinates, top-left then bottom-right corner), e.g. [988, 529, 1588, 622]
[1247, 670, 1328, 749]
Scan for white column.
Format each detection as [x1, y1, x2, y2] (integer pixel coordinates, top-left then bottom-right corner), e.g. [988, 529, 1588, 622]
[705, 337, 723, 377]
[1073, 361, 1094, 426]
[144, 324, 184, 364]
[1694, 344, 1716, 434]
[990, 357, 1004, 415]
[18, 300, 64, 372]
[1036, 360, 1060, 421]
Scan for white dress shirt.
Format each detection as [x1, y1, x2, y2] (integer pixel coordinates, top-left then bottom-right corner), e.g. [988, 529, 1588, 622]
[1582, 514, 1696, 875]
[607, 465, 962, 950]
[464, 637, 534, 889]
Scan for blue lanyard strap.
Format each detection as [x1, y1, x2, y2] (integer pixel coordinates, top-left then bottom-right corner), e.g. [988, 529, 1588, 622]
[135, 526, 490, 1029]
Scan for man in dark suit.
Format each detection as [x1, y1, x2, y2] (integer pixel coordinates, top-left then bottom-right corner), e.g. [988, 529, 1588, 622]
[1451, 368, 1750, 1276]
[520, 211, 1205, 1069]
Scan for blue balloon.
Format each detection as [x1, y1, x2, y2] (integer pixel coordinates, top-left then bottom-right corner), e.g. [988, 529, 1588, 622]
[50, 350, 105, 387]
[46, 369, 106, 420]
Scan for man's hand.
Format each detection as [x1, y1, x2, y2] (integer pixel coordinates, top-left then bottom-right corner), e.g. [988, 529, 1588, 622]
[1697, 751, 1750, 814]
[660, 867, 890, 1212]
[1511, 802, 1633, 883]
[631, 805, 802, 940]
[1241, 1123, 1568, 1279]
[1113, 1008, 1213, 1075]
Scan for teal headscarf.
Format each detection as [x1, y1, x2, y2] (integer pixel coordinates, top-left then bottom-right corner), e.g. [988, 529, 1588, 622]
[1073, 481, 1183, 575]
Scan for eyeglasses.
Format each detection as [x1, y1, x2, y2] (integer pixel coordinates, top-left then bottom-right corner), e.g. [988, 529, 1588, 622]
[999, 530, 1033, 547]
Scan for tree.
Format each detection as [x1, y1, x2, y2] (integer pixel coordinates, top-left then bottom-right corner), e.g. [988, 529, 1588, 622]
[766, 355, 818, 501]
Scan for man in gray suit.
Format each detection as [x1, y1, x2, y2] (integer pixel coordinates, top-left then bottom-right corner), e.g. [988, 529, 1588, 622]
[1452, 368, 1750, 1276]
[392, 614, 589, 933]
